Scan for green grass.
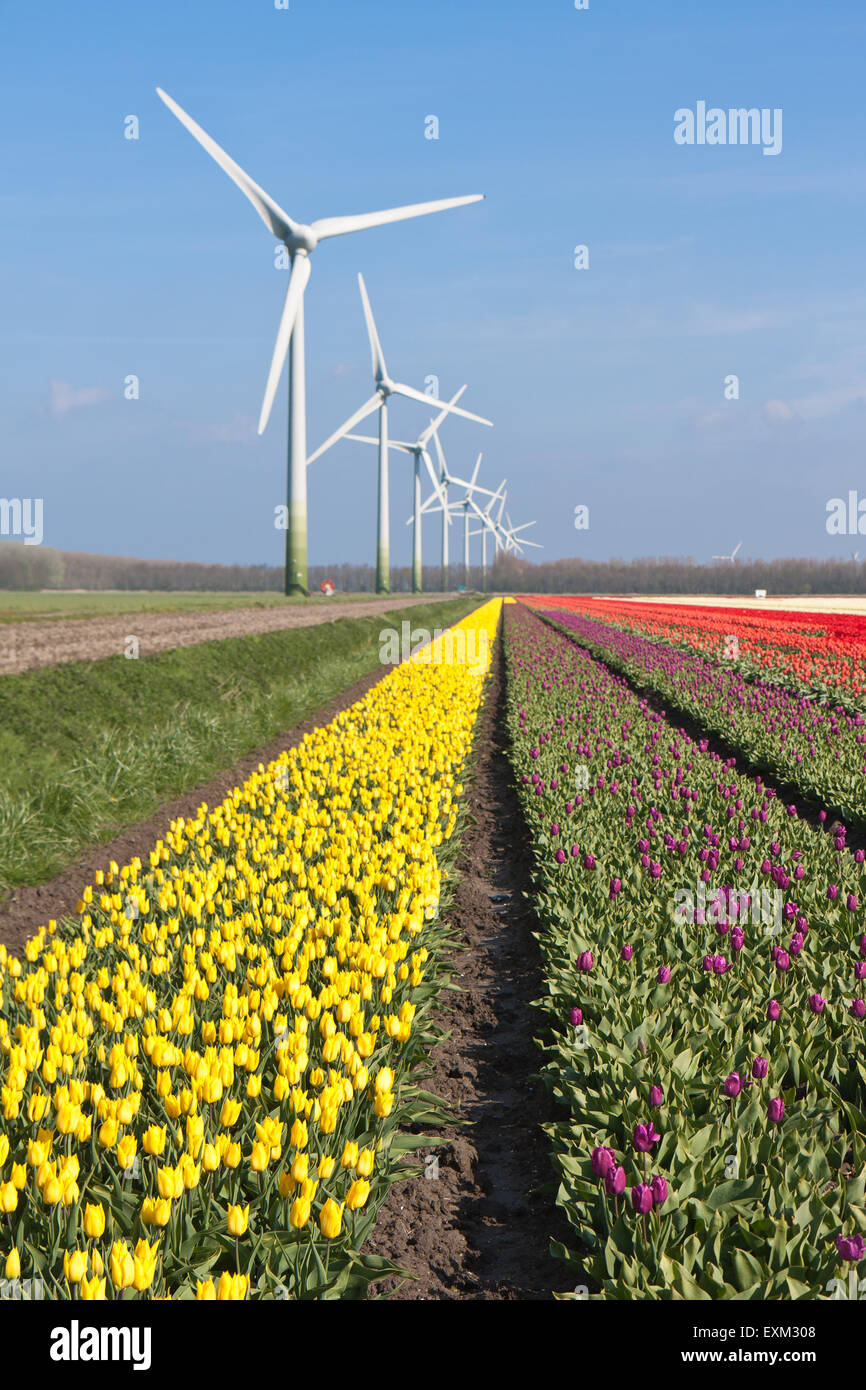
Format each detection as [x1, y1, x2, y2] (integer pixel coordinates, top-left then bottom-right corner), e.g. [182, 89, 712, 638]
[0, 596, 480, 899]
[0, 590, 452, 624]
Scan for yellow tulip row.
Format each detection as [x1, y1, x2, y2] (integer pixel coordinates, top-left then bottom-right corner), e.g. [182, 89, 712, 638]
[0, 600, 501, 1298]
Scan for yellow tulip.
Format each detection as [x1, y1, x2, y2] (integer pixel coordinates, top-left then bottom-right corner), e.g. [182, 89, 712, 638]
[340, 1141, 359, 1170]
[216, 1272, 248, 1300]
[219, 1098, 241, 1127]
[196, 1278, 216, 1300]
[11, 1163, 26, 1190]
[227, 1204, 249, 1236]
[64, 1249, 88, 1284]
[157, 1165, 183, 1200]
[278, 1170, 295, 1199]
[317, 1155, 336, 1179]
[290, 1118, 308, 1149]
[79, 1274, 107, 1300]
[202, 1143, 220, 1172]
[142, 1124, 166, 1156]
[116, 1135, 137, 1172]
[41, 1177, 61, 1206]
[345, 1179, 370, 1211]
[83, 1203, 106, 1238]
[0, 1136, 8, 1167]
[290, 1153, 308, 1184]
[250, 1141, 269, 1172]
[141, 1197, 171, 1227]
[223, 1141, 241, 1169]
[110, 1241, 135, 1290]
[92, 1249, 105, 1278]
[289, 1196, 311, 1229]
[5, 1249, 20, 1279]
[246, 1075, 261, 1098]
[319, 1198, 344, 1239]
[356, 1147, 375, 1178]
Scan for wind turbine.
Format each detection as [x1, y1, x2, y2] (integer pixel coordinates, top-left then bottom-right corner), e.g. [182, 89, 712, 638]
[500, 513, 542, 556]
[155, 88, 485, 596]
[339, 386, 469, 594]
[415, 441, 506, 587]
[307, 275, 492, 592]
[712, 540, 743, 562]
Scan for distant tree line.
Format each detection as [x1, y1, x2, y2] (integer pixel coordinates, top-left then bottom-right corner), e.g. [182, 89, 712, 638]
[2, 540, 866, 596]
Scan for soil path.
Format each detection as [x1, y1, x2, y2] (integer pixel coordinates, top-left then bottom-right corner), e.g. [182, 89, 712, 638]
[0, 595, 437, 676]
[365, 630, 572, 1299]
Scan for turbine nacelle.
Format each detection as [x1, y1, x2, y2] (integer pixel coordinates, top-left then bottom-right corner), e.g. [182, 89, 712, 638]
[284, 228, 318, 254]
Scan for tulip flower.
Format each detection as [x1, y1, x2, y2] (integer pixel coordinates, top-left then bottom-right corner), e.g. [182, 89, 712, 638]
[621, 943, 634, 962]
[345, 1179, 371, 1211]
[850, 999, 866, 1020]
[633, 1122, 660, 1153]
[64, 1249, 88, 1285]
[289, 1196, 311, 1229]
[319, 1198, 344, 1239]
[5, 1250, 20, 1280]
[723, 1072, 742, 1098]
[836, 1233, 866, 1263]
[110, 1241, 135, 1290]
[605, 1164, 626, 1196]
[752, 1057, 769, 1080]
[767, 1097, 785, 1124]
[227, 1204, 249, 1236]
[649, 1085, 664, 1107]
[657, 966, 671, 984]
[577, 951, 594, 973]
[808, 993, 826, 1015]
[83, 1203, 106, 1238]
[631, 1183, 654, 1215]
[767, 999, 781, 1021]
[650, 1175, 668, 1208]
[196, 1279, 217, 1300]
[591, 1146, 616, 1179]
[570, 1006, 583, 1026]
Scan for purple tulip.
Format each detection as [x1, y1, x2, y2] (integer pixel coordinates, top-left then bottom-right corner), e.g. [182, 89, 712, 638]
[775, 951, 791, 972]
[554, 848, 566, 864]
[657, 966, 671, 984]
[606, 1164, 626, 1196]
[633, 1122, 660, 1154]
[828, 884, 839, 901]
[855, 961, 866, 981]
[836, 1233, 866, 1263]
[851, 999, 866, 1020]
[571, 844, 580, 857]
[860, 934, 866, 957]
[848, 894, 859, 913]
[609, 877, 622, 898]
[752, 1057, 769, 1080]
[712, 955, 728, 975]
[570, 1006, 583, 1027]
[584, 853, 595, 870]
[808, 993, 826, 1015]
[578, 950, 594, 973]
[767, 999, 781, 1021]
[621, 943, 634, 962]
[590, 1145, 616, 1179]
[649, 1085, 664, 1107]
[650, 1174, 668, 1208]
[631, 1183, 654, 1215]
[723, 1071, 742, 1098]
[767, 1097, 785, 1124]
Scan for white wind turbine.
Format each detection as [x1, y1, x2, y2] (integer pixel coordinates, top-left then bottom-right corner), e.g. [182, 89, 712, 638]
[306, 274, 492, 593]
[712, 540, 743, 562]
[500, 512, 543, 556]
[341, 386, 470, 594]
[415, 439, 506, 587]
[155, 87, 485, 596]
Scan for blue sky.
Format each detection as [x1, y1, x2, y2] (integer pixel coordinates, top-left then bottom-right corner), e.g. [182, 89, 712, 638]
[2, 0, 866, 571]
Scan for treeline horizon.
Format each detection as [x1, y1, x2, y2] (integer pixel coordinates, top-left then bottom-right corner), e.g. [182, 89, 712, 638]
[1, 541, 866, 596]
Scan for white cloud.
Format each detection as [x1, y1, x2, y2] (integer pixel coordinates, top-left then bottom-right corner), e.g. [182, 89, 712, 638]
[49, 379, 111, 416]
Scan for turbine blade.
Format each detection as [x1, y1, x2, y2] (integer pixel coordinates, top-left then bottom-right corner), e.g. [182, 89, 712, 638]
[357, 274, 388, 382]
[311, 194, 484, 241]
[306, 394, 382, 465]
[392, 382, 493, 426]
[344, 432, 413, 452]
[417, 386, 468, 446]
[422, 449, 448, 512]
[155, 88, 298, 242]
[257, 254, 312, 435]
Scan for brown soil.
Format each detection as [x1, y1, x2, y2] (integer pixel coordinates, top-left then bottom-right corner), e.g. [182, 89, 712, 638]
[0, 596, 437, 675]
[364, 631, 573, 1299]
[0, 659, 397, 954]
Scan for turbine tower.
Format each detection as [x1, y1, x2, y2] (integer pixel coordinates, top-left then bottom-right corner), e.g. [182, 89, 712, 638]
[155, 88, 485, 596]
[306, 275, 492, 593]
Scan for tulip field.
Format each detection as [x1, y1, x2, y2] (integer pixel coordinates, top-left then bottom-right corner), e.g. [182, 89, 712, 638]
[0, 601, 501, 1300]
[507, 600, 866, 1299]
[1, 592, 865, 1301]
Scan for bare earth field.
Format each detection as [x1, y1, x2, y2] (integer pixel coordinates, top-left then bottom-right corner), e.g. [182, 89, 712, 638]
[611, 593, 866, 616]
[0, 594, 441, 674]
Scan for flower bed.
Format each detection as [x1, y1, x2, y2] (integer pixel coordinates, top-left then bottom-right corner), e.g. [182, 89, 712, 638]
[504, 602, 866, 1299]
